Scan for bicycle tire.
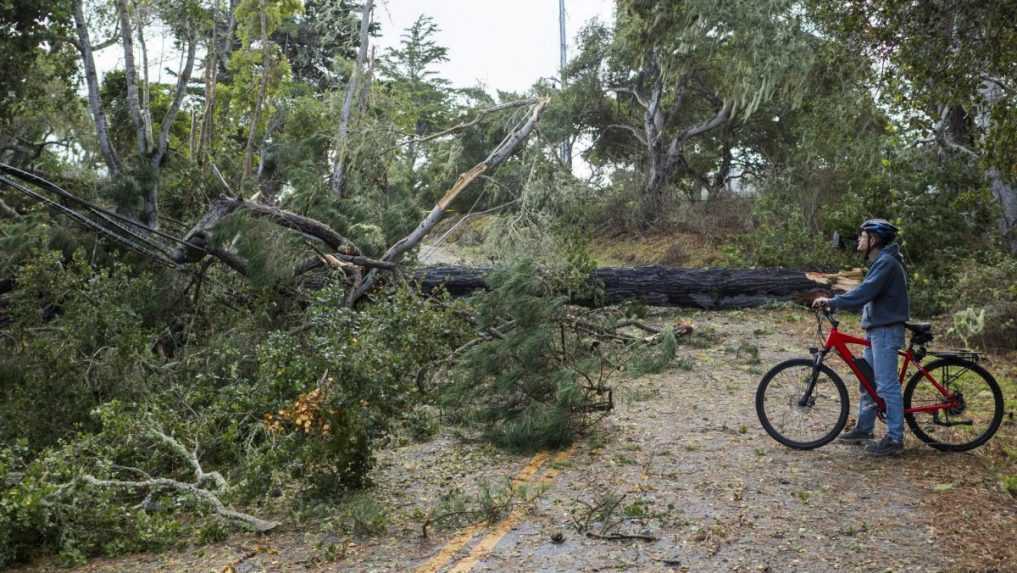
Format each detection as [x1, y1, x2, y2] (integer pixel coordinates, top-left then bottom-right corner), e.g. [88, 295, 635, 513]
[756, 358, 850, 450]
[903, 357, 1004, 452]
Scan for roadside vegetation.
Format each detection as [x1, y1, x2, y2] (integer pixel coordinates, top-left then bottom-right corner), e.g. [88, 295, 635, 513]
[1, 0, 1015, 569]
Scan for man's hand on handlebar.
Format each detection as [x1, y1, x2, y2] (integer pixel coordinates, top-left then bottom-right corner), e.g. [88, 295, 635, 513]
[811, 296, 832, 310]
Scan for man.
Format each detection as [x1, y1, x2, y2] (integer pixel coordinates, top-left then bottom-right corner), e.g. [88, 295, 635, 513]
[812, 218, 910, 456]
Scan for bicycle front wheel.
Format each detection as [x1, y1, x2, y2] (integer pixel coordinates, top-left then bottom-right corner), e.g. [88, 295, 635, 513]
[756, 358, 849, 450]
[904, 357, 1004, 452]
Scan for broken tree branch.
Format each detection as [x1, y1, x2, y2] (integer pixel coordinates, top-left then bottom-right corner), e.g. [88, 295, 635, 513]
[148, 428, 227, 491]
[347, 97, 550, 304]
[79, 427, 277, 532]
[173, 197, 362, 264]
[388, 98, 539, 151]
[80, 474, 278, 532]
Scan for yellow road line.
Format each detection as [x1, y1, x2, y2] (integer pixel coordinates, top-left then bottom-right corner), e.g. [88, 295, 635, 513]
[415, 451, 552, 573]
[447, 447, 574, 573]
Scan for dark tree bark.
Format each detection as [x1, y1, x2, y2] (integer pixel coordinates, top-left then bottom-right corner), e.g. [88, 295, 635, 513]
[413, 265, 838, 310]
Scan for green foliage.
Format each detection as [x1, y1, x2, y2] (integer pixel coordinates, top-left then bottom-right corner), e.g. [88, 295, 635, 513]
[274, 0, 359, 89]
[1, 250, 160, 449]
[445, 258, 613, 451]
[625, 327, 680, 376]
[812, 0, 1017, 178]
[0, 0, 75, 123]
[250, 283, 471, 496]
[946, 256, 1017, 350]
[725, 183, 857, 270]
[425, 479, 522, 536]
[0, 416, 191, 568]
[402, 404, 441, 442]
[1003, 475, 1017, 498]
[339, 492, 388, 537]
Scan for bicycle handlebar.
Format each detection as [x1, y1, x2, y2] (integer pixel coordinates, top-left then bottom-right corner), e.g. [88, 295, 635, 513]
[814, 305, 839, 329]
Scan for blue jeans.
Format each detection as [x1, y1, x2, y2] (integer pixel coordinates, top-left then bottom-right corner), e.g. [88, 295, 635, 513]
[855, 324, 906, 443]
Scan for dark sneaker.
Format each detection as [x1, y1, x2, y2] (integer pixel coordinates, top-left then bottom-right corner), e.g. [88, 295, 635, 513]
[865, 436, 903, 456]
[838, 428, 874, 445]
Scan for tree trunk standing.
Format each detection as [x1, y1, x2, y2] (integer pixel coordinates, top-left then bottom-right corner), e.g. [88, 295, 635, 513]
[137, 5, 155, 151]
[197, 13, 221, 162]
[72, 0, 122, 176]
[622, 53, 732, 222]
[142, 34, 195, 227]
[979, 80, 1017, 253]
[241, 9, 271, 191]
[359, 45, 375, 114]
[330, 0, 374, 199]
[116, 0, 150, 157]
[406, 118, 423, 190]
[988, 168, 1017, 252]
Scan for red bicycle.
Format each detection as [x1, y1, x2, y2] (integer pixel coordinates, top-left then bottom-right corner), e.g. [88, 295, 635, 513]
[756, 308, 1004, 451]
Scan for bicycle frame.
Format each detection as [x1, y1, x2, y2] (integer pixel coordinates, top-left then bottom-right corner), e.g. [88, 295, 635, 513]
[815, 320, 960, 416]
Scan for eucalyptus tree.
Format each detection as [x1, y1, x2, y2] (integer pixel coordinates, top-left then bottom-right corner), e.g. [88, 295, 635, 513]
[71, 0, 207, 227]
[812, 0, 1017, 251]
[330, 0, 373, 198]
[563, 0, 818, 221]
[231, 0, 301, 191]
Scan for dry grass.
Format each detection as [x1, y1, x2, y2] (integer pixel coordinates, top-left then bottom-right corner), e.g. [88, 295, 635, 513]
[588, 231, 725, 267]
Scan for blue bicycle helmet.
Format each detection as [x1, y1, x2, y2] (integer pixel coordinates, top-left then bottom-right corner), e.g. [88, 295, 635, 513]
[860, 218, 898, 245]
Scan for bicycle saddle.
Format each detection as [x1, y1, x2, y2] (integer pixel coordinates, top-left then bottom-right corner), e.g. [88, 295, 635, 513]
[905, 322, 932, 334]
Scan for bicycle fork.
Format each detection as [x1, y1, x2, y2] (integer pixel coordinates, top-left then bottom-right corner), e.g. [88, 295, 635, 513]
[797, 347, 829, 407]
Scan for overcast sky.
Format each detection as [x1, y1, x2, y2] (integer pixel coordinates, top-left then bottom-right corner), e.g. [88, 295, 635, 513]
[95, 0, 615, 95]
[374, 0, 614, 92]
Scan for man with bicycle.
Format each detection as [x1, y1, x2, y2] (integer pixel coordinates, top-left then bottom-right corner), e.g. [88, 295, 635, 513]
[812, 219, 909, 456]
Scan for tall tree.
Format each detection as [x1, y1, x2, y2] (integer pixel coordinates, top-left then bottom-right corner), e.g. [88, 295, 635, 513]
[563, 0, 816, 220]
[330, 0, 374, 198]
[72, 0, 201, 227]
[812, 0, 1017, 251]
[273, 0, 360, 90]
[379, 15, 450, 190]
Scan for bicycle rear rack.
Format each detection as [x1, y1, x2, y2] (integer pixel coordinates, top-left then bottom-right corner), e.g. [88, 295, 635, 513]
[928, 349, 981, 363]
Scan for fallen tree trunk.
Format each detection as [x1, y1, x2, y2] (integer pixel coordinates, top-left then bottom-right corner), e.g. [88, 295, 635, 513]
[412, 265, 859, 309]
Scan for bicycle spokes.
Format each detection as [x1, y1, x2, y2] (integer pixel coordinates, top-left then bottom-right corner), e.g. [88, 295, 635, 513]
[904, 359, 1004, 451]
[756, 360, 849, 449]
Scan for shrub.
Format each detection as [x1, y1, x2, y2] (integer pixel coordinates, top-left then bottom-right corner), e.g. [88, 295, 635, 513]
[946, 256, 1017, 350]
[726, 186, 855, 270]
[0, 250, 160, 450]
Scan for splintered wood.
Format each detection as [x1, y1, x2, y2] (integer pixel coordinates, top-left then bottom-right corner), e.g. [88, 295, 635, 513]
[805, 268, 864, 292]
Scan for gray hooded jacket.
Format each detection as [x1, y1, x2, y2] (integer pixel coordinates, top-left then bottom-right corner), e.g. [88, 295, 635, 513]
[829, 243, 910, 329]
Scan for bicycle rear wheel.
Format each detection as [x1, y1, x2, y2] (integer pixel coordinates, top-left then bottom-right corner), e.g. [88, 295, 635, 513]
[903, 357, 1004, 452]
[756, 358, 849, 450]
